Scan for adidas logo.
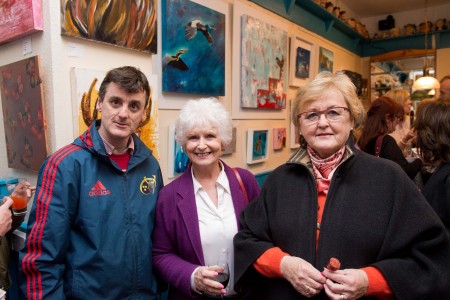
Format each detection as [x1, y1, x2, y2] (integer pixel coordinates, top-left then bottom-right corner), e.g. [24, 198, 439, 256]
[89, 180, 111, 196]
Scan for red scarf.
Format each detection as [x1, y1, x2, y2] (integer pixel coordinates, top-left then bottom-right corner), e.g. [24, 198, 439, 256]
[307, 145, 346, 194]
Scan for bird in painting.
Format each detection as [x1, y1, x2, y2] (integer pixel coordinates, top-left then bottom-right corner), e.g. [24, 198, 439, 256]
[276, 55, 285, 79]
[163, 49, 189, 71]
[184, 20, 216, 44]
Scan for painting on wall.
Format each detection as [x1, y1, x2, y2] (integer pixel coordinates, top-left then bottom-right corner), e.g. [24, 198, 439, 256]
[161, 0, 225, 95]
[0, 56, 47, 171]
[240, 15, 288, 109]
[247, 128, 269, 164]
[222, 127, 236, 155]
[60, 0, 157, 53]
[70, 68, 160, 159]
[318, 47, 334, 73]
[0, 0, 43, 45]
[289, 36, 315, 87]
[272, 127, 286, 150]
[168, 124, 190, 178]
[290, 101, 300, 149]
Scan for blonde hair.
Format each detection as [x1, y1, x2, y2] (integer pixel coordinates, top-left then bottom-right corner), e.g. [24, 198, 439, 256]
[384, 89, 410, 107]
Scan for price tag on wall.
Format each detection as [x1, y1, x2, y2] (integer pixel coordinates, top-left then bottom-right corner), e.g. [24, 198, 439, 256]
[23, 37, 32, 55]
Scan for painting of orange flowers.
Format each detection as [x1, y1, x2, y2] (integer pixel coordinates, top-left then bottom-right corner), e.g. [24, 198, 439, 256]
[61, 0, 157, 53]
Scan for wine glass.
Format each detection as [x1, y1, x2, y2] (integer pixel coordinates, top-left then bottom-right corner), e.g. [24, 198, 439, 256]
[212, 249, 230, 299]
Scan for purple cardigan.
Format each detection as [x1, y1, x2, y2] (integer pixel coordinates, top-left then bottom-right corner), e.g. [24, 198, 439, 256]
[152, 162, 260, 300]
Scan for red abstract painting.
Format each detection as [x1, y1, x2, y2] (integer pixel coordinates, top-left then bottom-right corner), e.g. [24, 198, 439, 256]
[0, 0, 43, 45]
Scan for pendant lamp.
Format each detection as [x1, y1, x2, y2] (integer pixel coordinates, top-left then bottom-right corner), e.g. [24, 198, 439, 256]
[412, 0, 440, 90]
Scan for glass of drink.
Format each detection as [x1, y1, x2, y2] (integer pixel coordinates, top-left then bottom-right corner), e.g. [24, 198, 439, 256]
[212, 249, 230, 299]
[5, 178, 28, 216]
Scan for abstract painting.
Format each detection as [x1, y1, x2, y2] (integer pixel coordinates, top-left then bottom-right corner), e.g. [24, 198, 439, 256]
[289, 36, 315, 87]
[0, 56, 47, 171]
[240, 15, 288, 109]
[60, 0, 157, 53]
[319, 47, 334, 73]
[70, 68, 160, 159]
[162, 0, 225, 95]
[168, 124, 190, 178]
[272, 127, 286, 150]
[247, 128, 269, 164]
[0, 0, 43, 45]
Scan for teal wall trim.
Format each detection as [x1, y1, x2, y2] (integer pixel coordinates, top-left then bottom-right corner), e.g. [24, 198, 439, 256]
[255, 170, 271, 187]
[249, 0, 450, 57]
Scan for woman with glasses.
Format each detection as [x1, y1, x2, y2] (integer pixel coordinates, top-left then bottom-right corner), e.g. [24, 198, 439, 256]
[234, 72, 450, 300]
[357, 96, 422, 179]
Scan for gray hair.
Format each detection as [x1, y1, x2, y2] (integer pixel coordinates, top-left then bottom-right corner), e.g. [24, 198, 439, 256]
[291, 71, 364, 129]
[175, 97, 232, 147]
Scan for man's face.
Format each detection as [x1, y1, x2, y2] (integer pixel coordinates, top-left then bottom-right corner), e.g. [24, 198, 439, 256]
[96, 82, 146, 146]
[438, 79, 450, 102]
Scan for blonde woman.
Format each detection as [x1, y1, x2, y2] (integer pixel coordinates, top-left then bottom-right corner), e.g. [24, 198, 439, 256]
[384, 89, 415, 152]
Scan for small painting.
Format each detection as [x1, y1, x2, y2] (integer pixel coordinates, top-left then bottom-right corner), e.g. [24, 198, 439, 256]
[289, 36, 315, 87]
[168, 124, 190, 178]
[240, 15, 288, 109]
[0, 56, 47, 171]
[0, 0, 43, 45]
[162, 0, 225, 95]
[60, 0, 157, 53]
[247, 128, 269, 164]
[272, 128, 286, 150]
[319, 47, 334, 73]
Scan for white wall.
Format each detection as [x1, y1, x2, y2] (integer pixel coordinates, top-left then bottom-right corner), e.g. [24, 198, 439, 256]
[0, 0, 371, 186]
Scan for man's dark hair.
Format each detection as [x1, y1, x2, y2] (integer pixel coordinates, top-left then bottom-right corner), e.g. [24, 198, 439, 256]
[98, 66, 151, 106]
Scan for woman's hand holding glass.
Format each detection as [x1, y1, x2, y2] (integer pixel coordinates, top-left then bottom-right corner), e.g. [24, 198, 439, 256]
[280, 256, 326, 297]
[194, 265, 228, 296]
[322, 268, 368, 300]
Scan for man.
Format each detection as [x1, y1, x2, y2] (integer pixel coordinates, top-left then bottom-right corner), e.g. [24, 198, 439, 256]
[438, 75, 450, 102]
[20, 66, 163, 299]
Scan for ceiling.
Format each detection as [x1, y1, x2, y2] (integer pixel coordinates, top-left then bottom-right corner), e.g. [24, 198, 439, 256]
[339, 0, 450, 18]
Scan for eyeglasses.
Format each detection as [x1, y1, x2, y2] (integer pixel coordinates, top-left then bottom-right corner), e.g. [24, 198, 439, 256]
[298, 107, 350, 125]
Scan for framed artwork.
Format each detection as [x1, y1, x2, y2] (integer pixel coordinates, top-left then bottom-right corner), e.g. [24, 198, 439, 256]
[60, 0, 157, 53]
[290, 101, 300, 149]
[161, 0, 225, 96]
[222, 127, 236, 155]
[168, 124, 190, 178]
[240, 15, 287, 109]
[70, 68, 160, 159]
[289, 36, 315, 87]
[319, 47, 334, 73]
[0, 0, 43, 45]
[272, 128, 286, 150]
[0, 56, 47, 171]
[247, 128, 269, 164]
[231, 1, 289, 119]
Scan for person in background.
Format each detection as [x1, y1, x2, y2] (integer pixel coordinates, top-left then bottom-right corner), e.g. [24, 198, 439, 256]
[437, 75, 450, 102]
[234, 71, 450, 299]
[152, 98, 260, 300]
[1, 181, 34, 293]
[414, 100, 450, 234]
[384, 89, 416, 152]
[20, 66, 163, 299]
[357, 96, 422, 179]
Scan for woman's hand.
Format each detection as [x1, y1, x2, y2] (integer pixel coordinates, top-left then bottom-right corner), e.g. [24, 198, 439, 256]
[193, 265, 227, 296]
[280, 256, 326, 297]
[322, 268, 368, 300]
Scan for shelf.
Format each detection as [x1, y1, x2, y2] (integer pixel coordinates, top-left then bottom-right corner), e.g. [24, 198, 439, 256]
[249, 0, 450, 57]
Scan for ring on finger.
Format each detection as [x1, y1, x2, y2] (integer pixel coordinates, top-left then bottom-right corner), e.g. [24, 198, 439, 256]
[340, 294, 345, 300]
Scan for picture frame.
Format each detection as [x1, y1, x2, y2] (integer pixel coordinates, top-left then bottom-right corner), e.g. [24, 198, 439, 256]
[247, 128, 270, 164]
[289, 101, 300, 149]
[318, 46, 334, 73]
[168, 124, 190, 178]
[222, 127, 237, 155]
[289, 36, 315, 87]
[231, 1, 288, 119]
[155, 0, 231, 109]
[272, 127, 286, 150]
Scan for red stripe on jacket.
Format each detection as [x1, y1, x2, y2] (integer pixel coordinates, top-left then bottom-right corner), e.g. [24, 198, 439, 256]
[22, 144, 81, 300]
